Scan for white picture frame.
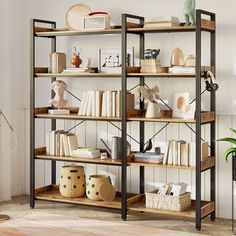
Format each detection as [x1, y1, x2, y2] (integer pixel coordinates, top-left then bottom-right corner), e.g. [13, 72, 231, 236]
[172, 92, 195, 119]
[98, 47, 134, 73]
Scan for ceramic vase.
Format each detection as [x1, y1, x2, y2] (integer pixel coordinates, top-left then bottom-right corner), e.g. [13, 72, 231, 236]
[171, 48, 184, 67]
[71, 55, 82, 68]
[59, 165, 85, 198]
[86, 175, 116, 201]
[146, 102, 160, 118]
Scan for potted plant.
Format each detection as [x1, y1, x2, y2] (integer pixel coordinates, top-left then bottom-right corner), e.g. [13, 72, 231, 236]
[139, 85, 161, 118]
[218, 128, 236, 181]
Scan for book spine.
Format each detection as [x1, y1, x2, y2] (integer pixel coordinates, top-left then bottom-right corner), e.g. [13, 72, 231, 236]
[112, 91, 116, 117]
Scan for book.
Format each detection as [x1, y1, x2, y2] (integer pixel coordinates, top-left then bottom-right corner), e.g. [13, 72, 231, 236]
[91, 91, 96, 117]
[79, 91, 87, 115]
[51, 52, 66, 73]
[163, 141, 171, 165]
[116, 90, 120, 117]
[82, 91, 90, 116]
[95, 91, 103, 117]
[134, 152, 164, 163]
[67, 135, 79, 156]
[59, 133, 65, 156]
[48, 109, 70, 115]
[172, 140, 178, 166]
[46, 132, 50, 155]
[180, 142, 188, 166]
[112, 91, 116, 117]
[177, 141, 185, 166]
[62, 133, 74, 156]
[107, 90, 112, 117]
[144, 16, 180, 28]
[167, 141, 173, 165]
[168, 67, 195, 74]
[72, 148, 101, 158]
[101, 91, 107, 117]
[86, 91, 93, 116]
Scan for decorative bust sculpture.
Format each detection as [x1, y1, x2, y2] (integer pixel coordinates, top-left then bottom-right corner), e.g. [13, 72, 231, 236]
[184, 0, 195, 26]
[49, 80, 68, 109]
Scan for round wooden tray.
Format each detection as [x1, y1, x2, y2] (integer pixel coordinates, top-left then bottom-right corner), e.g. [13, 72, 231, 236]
[65, 4, 92, 31]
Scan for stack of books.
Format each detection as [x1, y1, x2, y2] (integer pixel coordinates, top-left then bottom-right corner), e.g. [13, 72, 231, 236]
[72, 148, 101, 158]
[78, 90, 134, 117]
[134, 152, 164, 163]
[62, 67, 95, 73]
[46, 130, 79, 157]
[49, 52, 66, 73]
[168, 67, 195, 74]
[144, 16, 180, 28]
[163, 140, 208, 167]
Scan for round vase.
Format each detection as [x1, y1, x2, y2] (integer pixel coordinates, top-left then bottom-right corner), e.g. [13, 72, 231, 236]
[86, 175, 116, 201]
[71, 55, 82, 68]
[59, 165, 85, 198]
[171, 48, 184, 67]
[146, 102, 160, 118]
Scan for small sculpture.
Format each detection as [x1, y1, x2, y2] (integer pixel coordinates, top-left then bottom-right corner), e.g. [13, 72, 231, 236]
[144, 49, 160, 59]
[49, 80, 68, 109]
[71, 47, 82, 68]
[184, 0, 195, 26]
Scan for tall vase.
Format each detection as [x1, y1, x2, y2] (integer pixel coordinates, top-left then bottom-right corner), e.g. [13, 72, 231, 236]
[145, 102, 160, 118]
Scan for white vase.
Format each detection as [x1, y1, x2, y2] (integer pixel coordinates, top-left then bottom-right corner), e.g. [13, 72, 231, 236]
[146, 102, 160, 118]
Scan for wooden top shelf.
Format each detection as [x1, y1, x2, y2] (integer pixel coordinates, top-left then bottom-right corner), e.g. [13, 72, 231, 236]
[35, 73, 121, 78]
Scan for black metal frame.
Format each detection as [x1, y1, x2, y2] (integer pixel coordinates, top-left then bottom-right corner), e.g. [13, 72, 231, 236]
[31, 9, 216, 230]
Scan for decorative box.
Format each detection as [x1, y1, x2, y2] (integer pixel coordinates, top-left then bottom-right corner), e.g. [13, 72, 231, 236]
[145, 189, 191, 212]
[83, 15, 111, 30]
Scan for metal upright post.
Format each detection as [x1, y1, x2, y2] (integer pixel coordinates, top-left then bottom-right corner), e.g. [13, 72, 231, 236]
[210, 12, 216, 222]
[195, 9, 202, 231]
[30, 19, 36, 209]
[121, 14, 128, 220]
[51, 23, 57, 185]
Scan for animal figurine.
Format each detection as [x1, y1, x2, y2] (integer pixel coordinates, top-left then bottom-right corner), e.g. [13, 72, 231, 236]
[49, 80, 68, 109]
[184, 0, 195, 26]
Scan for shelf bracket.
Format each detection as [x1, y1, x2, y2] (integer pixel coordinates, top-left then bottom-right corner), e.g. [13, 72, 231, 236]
[128, 83, 140, 92]
[66, 120, 85, 133]
[190, 89, 207, 105]
[66, 89, 81, 102]
[108, 121, 140, 145]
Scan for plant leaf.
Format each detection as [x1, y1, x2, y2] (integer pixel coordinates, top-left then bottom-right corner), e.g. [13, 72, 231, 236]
[230, 128, 236, 135]
[217, 137, 236, 146]
[224, 147, 236, 162]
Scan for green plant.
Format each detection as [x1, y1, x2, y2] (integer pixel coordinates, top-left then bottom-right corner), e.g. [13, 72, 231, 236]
[218, 128, 236, 162]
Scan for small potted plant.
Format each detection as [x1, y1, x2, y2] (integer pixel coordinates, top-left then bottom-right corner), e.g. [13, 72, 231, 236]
[139, 85, 161, 118]
[218, 128, 236, 180]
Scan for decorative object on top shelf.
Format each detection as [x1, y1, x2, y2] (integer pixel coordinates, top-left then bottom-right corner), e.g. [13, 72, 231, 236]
[84, 12, 111, 30]
[98, 48, 134, 73]
[71, 47, 82, 68]
[59, 165, 85, 198]
[100, 137, 131, 160]
[172, 92, 195, 119]
[86, 175, 116, 201]
[184, 0, 195, 26]
[204, 71, 219, 92]
[49, 52, 66, 73]
[49, 80, 69, 115]
[144, 16, 180, 28]
[144, 49, 160, 59]
[65, 4, 92, 30]
[143, 139, 153, 153]
[146, 182, 191, 211]
[170, 48, 184, 67]
[139, 86, 161, 118]
[185, 54, 196, 67]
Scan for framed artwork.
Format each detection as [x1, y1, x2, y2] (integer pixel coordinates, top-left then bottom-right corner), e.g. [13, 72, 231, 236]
[98, 48, 134, 73]
[172, 92, 195, 119]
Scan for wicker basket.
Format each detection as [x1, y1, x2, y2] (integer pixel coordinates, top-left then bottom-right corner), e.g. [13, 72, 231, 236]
[145, 189, 191, 212]
[141, 59, 161, 73]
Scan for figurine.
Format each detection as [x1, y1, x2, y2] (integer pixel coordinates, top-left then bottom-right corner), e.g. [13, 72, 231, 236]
[144, 49, 160, 59]
[184, 0, 195, 26]
[49, 80, 68, 109]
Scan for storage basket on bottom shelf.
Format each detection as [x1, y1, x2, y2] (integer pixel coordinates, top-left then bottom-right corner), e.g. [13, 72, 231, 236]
[145, 190, 191, 212]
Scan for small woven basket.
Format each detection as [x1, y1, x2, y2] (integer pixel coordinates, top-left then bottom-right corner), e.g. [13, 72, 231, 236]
[141, 59, 161, 73]
[145, 189, 191, 212]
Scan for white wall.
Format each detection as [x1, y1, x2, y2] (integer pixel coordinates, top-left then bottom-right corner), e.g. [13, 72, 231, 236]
[5, 0, 236, 219]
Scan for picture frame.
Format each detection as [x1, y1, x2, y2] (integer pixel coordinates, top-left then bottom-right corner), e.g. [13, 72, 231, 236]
[172, 92, 195, 119]
[98, 47, 134, 73]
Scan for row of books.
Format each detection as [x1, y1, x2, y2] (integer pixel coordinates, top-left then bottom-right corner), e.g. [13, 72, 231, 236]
[144, 16, 180, 28]
[163, 140, 208, 167]
[78, 90, 134, 117]
[46, 130, 79, 156]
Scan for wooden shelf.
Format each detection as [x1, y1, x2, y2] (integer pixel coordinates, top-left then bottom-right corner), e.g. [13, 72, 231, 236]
[35, 185, 142, 209]
[35, 73, 121, 78]
[129, 198, 215, 219]
[127, 73, 196, 77]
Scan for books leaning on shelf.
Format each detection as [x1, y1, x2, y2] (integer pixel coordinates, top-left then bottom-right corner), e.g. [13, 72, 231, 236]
[134, 152, 164, 163]
[78, 90, 134, 117]
[72, 148, 101, 159]
[163, 140, 208, 167]
[46, 130, 79, 157]
[144, 16, 180, 28]
[49, 52, 66, 73]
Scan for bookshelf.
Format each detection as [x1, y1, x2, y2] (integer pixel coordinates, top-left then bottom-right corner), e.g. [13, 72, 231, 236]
[30, 9, 216, 231]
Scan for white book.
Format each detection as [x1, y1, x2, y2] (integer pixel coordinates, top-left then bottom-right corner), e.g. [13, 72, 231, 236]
[67, 135, 79, 157]
[49, 131, 56, 156]
[82, 91, 89, 116]
[101, 91, 107, 117]
[116, 90, 121, 117]
[167, 141, 173, 165]
[79, 91, 87, 115]
[62, 133, 73, 156]
[91, 91, 96, 117]
[107, 91, 112, 117]
[59, 133, 65, 156]
[46, 132, 50, 155]
[177, 141, 181, 166]
[163, 141, 170, 165]
[180, 142, 188, 166]
[86, 91, 93, 116]
[112, 91, 116, 117]
[95, 91, 103, 117]
[172, 140, 178, 166]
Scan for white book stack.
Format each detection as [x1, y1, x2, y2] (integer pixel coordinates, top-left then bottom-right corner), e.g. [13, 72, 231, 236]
[79, 90, 134, 118]
[45, 130, 79, 157]
[144, 16, 180, 28]
[72, 148, 101, 159]
[163, 140, 209, 167]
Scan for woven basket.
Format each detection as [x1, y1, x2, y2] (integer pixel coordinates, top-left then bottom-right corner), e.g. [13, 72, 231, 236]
[141, 59, 161, 73]
[145, 189, 191, 212]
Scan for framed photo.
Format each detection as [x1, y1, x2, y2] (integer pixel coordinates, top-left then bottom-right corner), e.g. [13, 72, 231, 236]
[98, 48, 134, 73]
[173, 92, 195, 119]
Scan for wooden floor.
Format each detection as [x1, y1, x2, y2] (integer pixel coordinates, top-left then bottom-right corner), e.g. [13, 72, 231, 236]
[0, 195, 234, 236]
